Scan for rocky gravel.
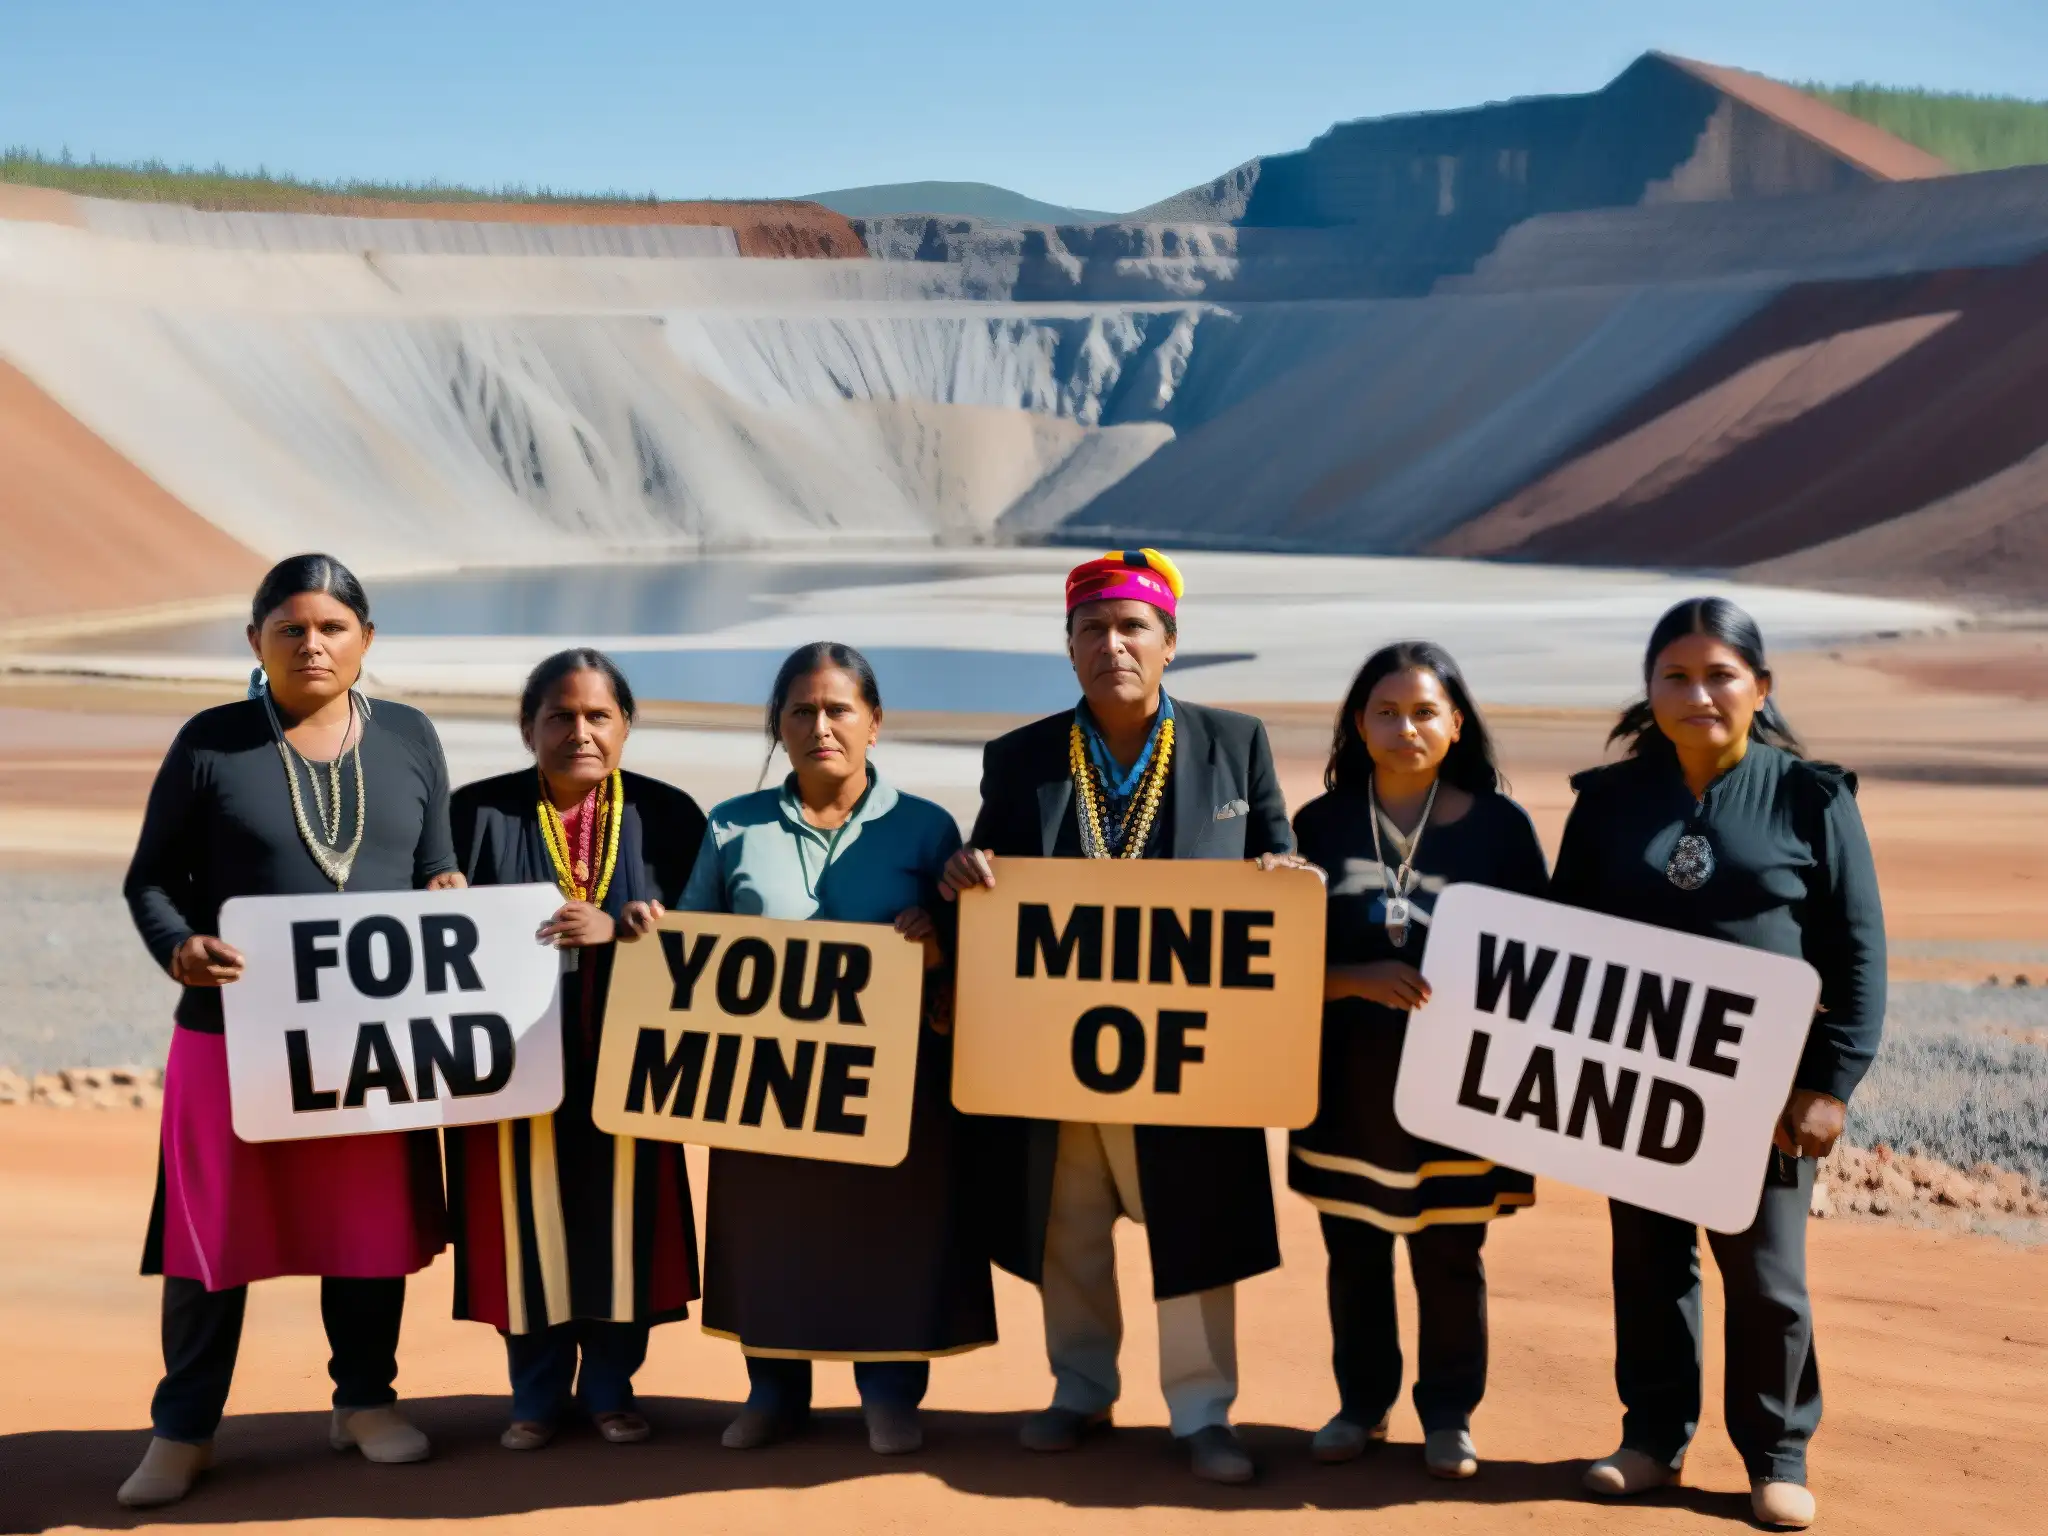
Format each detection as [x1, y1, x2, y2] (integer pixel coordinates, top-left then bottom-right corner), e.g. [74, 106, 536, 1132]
[2, 865, 178, 1076]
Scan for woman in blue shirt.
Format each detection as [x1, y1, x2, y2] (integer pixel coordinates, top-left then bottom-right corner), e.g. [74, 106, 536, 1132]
[678, 642, 996, 1456]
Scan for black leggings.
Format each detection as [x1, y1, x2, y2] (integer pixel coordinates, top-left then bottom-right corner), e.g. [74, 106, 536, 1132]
[150, 1276, 405, 1443]
[1320, 1213, 1489, 1434]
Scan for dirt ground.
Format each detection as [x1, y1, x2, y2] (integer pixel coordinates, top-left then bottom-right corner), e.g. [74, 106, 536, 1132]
[0, 1112, 2041, 1536]
[1, 624, 2045, 1533]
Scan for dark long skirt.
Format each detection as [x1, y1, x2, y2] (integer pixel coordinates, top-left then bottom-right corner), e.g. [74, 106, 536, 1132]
[702, 1033, 996, 1358]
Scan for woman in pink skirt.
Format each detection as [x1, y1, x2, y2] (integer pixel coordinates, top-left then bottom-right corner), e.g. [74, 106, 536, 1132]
[118, 554, 464, 1508]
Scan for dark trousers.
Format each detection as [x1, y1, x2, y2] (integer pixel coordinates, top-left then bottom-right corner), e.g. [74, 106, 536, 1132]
[743, 1356, 930, 1416]
[1320, 1213, 1488, 1434]
[151, 1275, 405, 1443]
[505, 1320, 650, 1423]
[1609, 1156, 1819, 1484]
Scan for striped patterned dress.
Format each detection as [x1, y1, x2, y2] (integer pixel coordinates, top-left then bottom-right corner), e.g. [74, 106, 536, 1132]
[444, 769, 705, 1334]
[1287, 788, 1549, 1231]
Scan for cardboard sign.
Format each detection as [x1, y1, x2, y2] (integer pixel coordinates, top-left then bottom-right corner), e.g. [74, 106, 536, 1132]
[951, 858, 1326, 1127]
[592, 911, 926, 1167]
[218, 885, 566, 1142]
[1394, 884, 1821, 1233]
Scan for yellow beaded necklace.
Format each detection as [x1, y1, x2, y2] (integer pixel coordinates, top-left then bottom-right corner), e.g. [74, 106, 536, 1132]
[1070, 714, 1174, 859]
[538, 768, 623, 904]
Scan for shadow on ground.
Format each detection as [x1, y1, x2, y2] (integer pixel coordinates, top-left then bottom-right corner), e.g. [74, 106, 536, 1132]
[0, 1395, 1751, 1531]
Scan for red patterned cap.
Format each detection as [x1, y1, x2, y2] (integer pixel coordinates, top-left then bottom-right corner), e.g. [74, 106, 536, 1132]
[1064, 548, 1185, 615]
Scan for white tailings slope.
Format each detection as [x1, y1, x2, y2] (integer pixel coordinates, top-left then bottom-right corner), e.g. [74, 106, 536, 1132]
[0, 216, 1216, 570]
[0, 189, 1950, 575]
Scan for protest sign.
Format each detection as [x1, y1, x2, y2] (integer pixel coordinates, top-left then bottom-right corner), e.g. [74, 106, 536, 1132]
[951, 857, 1325, 1127]
[219, 884, 565, 1142]
[592, 911, 926, 1167]
[1393, 883, 1821, 1232]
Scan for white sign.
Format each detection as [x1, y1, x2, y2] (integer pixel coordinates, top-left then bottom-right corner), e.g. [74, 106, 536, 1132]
[1394, 884, 1820, 1233]
[219, 885, 566, 1142]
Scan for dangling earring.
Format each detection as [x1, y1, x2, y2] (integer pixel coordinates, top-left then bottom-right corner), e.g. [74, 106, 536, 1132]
[246, 666, 267, 700]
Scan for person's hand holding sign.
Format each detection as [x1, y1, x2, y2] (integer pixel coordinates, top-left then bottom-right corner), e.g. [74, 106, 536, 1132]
[1328, 960, 1431, 1011]
[171, 934, 246, 987]
[938, 845, 996, 899]
[1773, 1089, 1845, 1158]
[538, 901, 615, 949]
[1251, 851, 1325, 881]
[425, 871, 468, 892]
[615, 901, 665, 942]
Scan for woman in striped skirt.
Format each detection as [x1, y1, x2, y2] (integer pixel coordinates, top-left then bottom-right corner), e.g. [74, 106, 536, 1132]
[1287, 642, 1548, 1478]
[445, 649, 706, 1448]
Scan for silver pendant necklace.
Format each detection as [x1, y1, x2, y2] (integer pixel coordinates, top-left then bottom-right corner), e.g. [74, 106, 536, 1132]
[1368, 778, 1438, 948]
[263, 687, 367, 890]
[1666, 793, 1716, 890]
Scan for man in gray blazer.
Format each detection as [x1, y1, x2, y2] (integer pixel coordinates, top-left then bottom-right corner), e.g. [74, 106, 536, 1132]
[941, 549, 1312, 1485]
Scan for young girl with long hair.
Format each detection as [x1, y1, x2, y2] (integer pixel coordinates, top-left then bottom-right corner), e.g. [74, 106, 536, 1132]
[1288, 641, 1549, 1479]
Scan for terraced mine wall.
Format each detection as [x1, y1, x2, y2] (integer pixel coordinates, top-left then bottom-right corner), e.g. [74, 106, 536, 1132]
[7, 80, 2048, 617]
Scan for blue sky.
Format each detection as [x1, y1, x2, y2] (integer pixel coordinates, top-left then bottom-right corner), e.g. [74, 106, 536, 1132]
[5, 1, 2046, 212]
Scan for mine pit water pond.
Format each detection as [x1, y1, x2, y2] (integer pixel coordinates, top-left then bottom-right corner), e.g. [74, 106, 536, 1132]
[71, 560, 1248, 715]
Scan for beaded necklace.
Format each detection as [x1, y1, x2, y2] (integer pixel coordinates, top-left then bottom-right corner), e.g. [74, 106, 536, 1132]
[538, 768, 623, 904]
[262, 687, 366, 890]
[1070, 710, 1174, 859]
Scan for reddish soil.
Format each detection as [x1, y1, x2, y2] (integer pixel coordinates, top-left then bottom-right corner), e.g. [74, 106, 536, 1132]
[2, 1111, 2044, 1536]
[0, 183, 82, 225]
[0, 360, 264, 626]
[1663, 58, 1951, 181]
[300, 196, 866, 259]
[0, 180, 864, 259]
[1437, 258, 2048, 598]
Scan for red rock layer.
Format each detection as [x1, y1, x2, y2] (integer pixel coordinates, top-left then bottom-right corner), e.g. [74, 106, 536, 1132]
[0, 359, 265, 625]
[1436, 255, 2048, 599]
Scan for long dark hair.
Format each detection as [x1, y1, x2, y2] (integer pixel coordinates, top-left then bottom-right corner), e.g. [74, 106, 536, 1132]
[518, 648, 638, 731]
[761, 642, 882, 785]
[1325, 640, 1503, 796]
[1609, 597, 1803, 759]
[247, 554, 372, 698]
[250, 553, 370, 630]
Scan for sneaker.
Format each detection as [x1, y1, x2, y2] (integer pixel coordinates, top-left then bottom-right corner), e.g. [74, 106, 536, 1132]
[721, 1404, 807, 1450]
[329, 1406, 431, 1464]
[1310, 1413, 1389, 1464]
[117, 1437, 212, 1508]
[1018, 1405, 1112, 1452]
[499, 1420, 555, 1451]
[1582, 1446, 1680, 1497]
[1184, 1423, 1256, 1485]
[864, 1401, 924, 1455]
[1424, 1427, 1478, 1479]
[1752, 1479, 1817, 1529]
[593, 1411, 651, 1445]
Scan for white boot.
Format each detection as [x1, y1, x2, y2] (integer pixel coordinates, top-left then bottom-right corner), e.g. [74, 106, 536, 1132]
[117, 1436, 212, 1508]
[330, 1405, 431, 1463]
[1752, 1479, 1817, 1529]
[1582, 1446, 1680, 1497]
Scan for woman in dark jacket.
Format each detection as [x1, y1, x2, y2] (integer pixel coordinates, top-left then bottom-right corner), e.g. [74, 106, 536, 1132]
[1556, 598, 1885, 1533]
[444, 649, 706, 1450]
[1288, 642, 1548, 1479]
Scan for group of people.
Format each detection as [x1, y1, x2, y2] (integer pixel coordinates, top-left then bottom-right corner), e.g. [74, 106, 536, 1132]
[116, 547, 1886, 1531]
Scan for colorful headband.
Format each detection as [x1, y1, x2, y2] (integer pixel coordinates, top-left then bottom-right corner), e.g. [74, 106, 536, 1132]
[1064, 548, 1186, 616]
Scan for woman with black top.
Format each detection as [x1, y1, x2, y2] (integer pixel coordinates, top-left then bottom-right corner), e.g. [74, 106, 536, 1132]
[119, 555, 465, 1508]
[1558, 598, 1885, 1533]
[1288, 642, 1548, 1480]
[445, 650, 707, 1451]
